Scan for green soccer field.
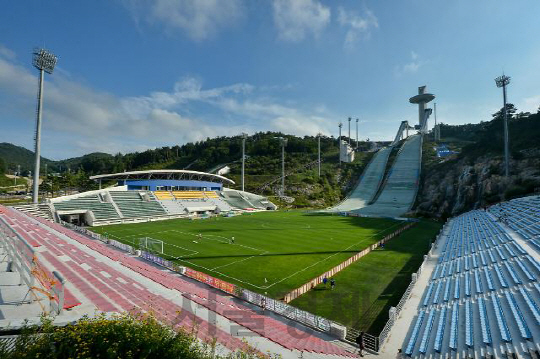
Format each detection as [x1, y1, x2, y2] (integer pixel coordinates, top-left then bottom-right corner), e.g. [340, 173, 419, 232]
[91, 211, 405, 298]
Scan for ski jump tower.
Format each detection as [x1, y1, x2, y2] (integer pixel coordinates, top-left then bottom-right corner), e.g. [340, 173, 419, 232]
[409, 86, 435, 134]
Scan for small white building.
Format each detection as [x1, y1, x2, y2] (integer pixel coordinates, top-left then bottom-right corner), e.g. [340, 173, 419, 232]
[339, 140, 355, 163]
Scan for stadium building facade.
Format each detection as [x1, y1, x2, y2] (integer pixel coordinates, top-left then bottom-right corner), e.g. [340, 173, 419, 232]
[24, 170, 276, 227]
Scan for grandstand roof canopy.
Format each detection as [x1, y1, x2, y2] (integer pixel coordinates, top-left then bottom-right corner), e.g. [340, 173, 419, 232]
[89, 170, 235, 185]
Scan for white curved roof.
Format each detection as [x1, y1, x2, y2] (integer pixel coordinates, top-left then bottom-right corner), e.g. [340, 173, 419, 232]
[89, 169, 235, 185]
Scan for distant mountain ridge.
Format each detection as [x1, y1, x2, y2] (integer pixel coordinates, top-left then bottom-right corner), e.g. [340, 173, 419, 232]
[0, 142, 54, 173]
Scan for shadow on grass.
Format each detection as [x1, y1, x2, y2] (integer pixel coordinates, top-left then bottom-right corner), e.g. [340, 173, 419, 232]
[357, 254, 424, 334]
[177, 249, 362, 260]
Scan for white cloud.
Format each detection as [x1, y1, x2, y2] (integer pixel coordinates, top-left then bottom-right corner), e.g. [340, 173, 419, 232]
[337, 7, 378, 49]
[272, 0, 330, 42]
[0, 46, 336, 157]
[0, 45, 16, 60]
[394, 51, 426, 77]
[518, 95, 540, 114]
[122, 0, 244, 40]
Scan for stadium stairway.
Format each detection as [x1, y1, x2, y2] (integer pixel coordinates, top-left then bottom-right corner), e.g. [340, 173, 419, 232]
[354, 134, 423, 218]
[381, 204, 540, 358]
[329, 146, 392, 212]
[11, 203, 54, 221]
[1, 206, 357, 358]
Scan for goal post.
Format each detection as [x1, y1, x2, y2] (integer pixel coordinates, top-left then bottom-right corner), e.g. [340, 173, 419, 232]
[139, 237, 164, 254]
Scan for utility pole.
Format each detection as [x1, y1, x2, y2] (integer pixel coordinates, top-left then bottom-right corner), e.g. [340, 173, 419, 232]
[241, 133, 247, 192]
[338, 122, 343, 166]
[495, 74, 511, 178]
[434, 103, 438, 142]
[317, 133, 322, 177]
[356, 118, 359, 150]
[280, 137, 287, 196]
[348, 117, 351, 145]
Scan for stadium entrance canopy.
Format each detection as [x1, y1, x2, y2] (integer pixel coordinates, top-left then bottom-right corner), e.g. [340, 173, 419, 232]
[89, 170, 235, 191]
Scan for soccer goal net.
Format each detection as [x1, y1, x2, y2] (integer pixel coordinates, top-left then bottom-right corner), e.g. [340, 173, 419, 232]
[139, 237, 164, 254]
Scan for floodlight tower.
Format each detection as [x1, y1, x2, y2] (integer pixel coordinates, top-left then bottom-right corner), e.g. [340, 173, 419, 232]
[317, 133, 322, 177]
[355, 118, 359, 150]
[241, 133, 248, 192]
[409, 86, 435, 134]
[495, 74, 511, 178]
[433, 103, 439, 142]
[277, 137, 288, 196]
[338, 122, 343, 166]
[32, 48, 57, 204]
[348, 117, 351, 145]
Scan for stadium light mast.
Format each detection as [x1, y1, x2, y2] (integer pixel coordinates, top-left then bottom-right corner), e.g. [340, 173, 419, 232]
[338, 122, 343, 166]
[317, 133, 322, 177]
[32, 48, 57, 204]
[277, 137, 288, 196]
[495, 74, 511, 178]
[355, 118, 359, 150]
[348, 117, 351, 145]
[433, 103, 438, 142]
[241, 133, 247, 192]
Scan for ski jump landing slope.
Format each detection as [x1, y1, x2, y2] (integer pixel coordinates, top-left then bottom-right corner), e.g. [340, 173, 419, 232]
[354, 134, 422, 218]
[329, 146, 392, 212]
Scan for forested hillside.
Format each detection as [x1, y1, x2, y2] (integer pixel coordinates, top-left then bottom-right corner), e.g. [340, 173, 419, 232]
[1, 132, 376, 208]
[415, 105, 540, 218]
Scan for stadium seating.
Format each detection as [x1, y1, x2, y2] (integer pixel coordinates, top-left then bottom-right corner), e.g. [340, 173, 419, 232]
[172, 191, 206, 199]
[53, 194, 120, 221]
[109, 191, 167, 218]
[398, 202, 540, 358]
[154, 191, 174, 200]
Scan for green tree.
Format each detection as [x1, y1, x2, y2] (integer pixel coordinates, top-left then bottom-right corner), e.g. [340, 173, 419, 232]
[0, 156, 6, 175]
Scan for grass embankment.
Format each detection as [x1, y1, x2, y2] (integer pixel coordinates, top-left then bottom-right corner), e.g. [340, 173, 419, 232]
[91, 211, 404, 299]
[290, 220, 443, 334]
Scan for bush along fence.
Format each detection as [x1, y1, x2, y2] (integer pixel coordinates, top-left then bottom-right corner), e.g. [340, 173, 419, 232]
[349, 221, 448, 352]
[282, 222, 417, 303]
[59, 221, 348, 340]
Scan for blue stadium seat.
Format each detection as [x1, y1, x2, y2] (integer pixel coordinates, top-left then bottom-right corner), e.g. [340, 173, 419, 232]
[404, 310, 425, 356]
[479, 251, 487, 266]
[526, 256, 540, 274]
[423, 282, 434, 307]
[491, 293, 511, 342]
[419, 310, 436, 354]
[449, 302, 459, 350]
[465, 272, 471, 297]
[478, 297, 492, 344]
[519, 287, 540, 326]
[504, 291, 532, 339]
[433, 307, 447, 353]
[454, 276, 460, 300]
[495, 246, 507, 261]
[484, 268, 495, 291]
[494, 265, 509, 288]
[474, 271, 483, 294]
[503, 261, 522, 285]
[443, 279, 451, 302]
[515, 259, 536, 282]
[433, 281, 442, 304]
[465, 300, 473, 347]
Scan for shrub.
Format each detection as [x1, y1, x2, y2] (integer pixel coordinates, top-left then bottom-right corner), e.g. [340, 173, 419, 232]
[0, 313, 273, 359]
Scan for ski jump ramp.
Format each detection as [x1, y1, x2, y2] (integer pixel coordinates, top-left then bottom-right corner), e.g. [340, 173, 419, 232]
[354, 134, 422, 217]
[329, 146, 392, 212]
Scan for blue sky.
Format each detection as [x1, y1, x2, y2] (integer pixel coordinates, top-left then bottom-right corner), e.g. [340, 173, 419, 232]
[0, 0, 539, 159]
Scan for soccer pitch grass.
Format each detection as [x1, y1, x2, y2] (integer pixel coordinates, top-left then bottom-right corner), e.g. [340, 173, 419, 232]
[91, 211, 405, 298]
[290, 220, 443, 334]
